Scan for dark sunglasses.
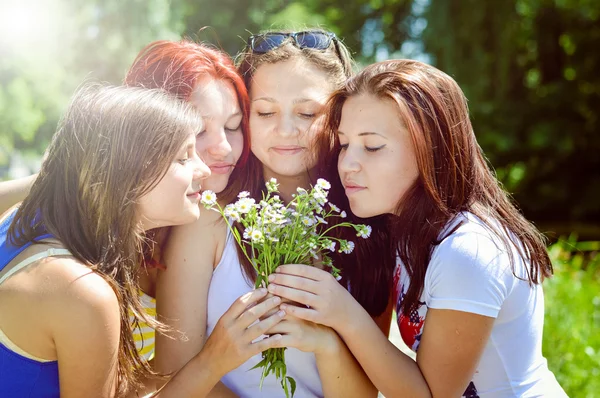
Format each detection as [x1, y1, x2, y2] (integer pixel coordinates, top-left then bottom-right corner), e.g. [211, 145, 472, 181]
[247, 31, 338, 54]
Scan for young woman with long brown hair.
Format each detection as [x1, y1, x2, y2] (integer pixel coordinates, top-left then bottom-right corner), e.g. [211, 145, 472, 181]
[267, 59, 567, 397]
[0, 84, 286, 397]
[157, 29, 382, 397]
[0, 39, 254, 367]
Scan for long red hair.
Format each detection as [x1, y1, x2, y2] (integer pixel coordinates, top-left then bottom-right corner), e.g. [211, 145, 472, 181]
[124, 39, 251, 204]
[317, 59, 553, 316]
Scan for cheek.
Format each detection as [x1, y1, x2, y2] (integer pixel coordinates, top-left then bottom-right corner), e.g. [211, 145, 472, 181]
[305, 116, 325, 139]
[229, 132, 245, 161]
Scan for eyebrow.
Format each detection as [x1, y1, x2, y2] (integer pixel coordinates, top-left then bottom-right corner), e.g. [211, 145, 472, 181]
[338, 130, 388, 138]
[252, 97, 316, 105]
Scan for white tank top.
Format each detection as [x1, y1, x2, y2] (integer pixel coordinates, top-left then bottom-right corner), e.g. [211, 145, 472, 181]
[206, 228, 324, 398]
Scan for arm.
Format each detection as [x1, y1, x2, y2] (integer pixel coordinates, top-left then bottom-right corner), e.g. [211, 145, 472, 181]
[51, 261, 121, 397]
[154, 289, 285, 397]
[0, 174, 36, 215]
[314, 327, 378, 398]
[267, 315, 378, 398]
[268, 264, 497, 397]
[155, 211, 220, 373]
[154, 211, 237, 395]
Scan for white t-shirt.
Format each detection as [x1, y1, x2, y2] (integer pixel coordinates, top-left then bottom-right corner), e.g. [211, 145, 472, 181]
[393, 212, 566, 397]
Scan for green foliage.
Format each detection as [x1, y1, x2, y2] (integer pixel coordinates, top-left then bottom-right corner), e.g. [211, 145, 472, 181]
[2, 0, 599, 229]
[544, 237, 600, 397]
[419, 0, 600, 225]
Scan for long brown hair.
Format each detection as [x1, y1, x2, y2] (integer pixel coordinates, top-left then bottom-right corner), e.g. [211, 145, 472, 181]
[317, 59, 553, 316]
[233, 28, 355, 284]
[8, 84, 203, 395]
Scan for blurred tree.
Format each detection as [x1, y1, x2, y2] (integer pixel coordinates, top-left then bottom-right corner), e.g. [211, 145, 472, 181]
[1, 0, 598, 232]
[419, 0, 600, 230]
[301, 0, 600, 231]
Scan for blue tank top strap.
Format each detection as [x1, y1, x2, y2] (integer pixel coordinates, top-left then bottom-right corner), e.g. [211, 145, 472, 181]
[0, 208, 61, 397]
[0, 209, 53, 273]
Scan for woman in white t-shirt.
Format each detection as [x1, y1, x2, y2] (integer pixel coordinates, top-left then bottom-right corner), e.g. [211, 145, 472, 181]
[267, 59, 567, 397]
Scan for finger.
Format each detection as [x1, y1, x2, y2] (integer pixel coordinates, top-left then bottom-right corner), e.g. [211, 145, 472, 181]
[268, 273, 319, 293]
[280, 304, 321, 324]
[249, 333, 283, 354]
[266, 334, 299, 351]
[238, 295, 281, 328]
[275, 264, 327, 281]
[223, 288, 268, 321]
[244, 309, 286, 342]
[267, 284, 317, 308]
[263, 319, 295, 335]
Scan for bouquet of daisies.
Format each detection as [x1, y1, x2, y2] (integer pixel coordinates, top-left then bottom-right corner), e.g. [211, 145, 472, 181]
[201, 178, 371, 398]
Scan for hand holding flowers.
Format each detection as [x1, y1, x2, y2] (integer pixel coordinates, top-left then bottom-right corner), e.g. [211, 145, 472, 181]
[201, 177, 371, 398]
[267, 264, 363, 334]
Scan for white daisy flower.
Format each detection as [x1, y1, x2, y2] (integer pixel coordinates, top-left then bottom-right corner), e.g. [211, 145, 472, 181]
[238, 191, 250, 198]
[340, 211, 347, 218]
[356, 225, 372, 239]
[316, 178, 331, 190]
[340, 240, 355, 254]
[201, 190, 217, 206]
[316, 216, 328, 225]
[223, 204, 235, 217]
[251, 229, 264, 243]
[235, 197, 255, 213]
[302, 216, 316, 227]
[322, 239, 336, 252]
[328, 203, 340, 212]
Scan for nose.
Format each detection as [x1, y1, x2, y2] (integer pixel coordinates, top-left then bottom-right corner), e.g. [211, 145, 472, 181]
[191, 152, 211, 182]
[276, 113, 299, 138]
[338, 146, 361, 175]
[206, 129, 233, 158]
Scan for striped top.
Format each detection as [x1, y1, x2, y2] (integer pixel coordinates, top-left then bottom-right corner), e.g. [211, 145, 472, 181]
[130, 290, 157, 361]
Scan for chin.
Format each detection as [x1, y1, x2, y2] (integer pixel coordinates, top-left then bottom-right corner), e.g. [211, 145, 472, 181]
[349, 202, 380, 219]
[203, 178, 229, 194]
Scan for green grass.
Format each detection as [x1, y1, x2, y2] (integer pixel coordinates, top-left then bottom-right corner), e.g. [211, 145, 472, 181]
[543, 236, 600, 398]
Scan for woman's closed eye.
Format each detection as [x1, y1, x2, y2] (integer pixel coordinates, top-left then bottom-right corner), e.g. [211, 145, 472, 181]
[366, 144, 386, 152]
[257, 111, 275, 118]
[225, 124, 241, 133]
[338, 143, 386, 152]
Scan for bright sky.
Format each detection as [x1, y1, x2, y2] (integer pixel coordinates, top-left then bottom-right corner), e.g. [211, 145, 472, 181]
[0, 0, 63, 54]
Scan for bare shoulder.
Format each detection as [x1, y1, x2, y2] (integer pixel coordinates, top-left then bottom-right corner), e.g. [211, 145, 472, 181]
[165, 207, 228, 268]
[39, 256, 120, 330]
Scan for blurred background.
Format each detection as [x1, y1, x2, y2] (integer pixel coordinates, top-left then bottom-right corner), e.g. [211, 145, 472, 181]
[0, 0, 598, 395]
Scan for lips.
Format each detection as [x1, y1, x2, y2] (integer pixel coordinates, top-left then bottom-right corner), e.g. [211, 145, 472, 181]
[271, 146, 304, 155]
[343, 181, 366, 195]
[208, 163, 234, 175]
[186, 189, 201, 200]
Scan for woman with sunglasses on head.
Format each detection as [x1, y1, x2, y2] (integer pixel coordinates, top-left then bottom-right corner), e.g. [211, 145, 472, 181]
[267, 60, 567, 397]
[158, 29, 383, 397]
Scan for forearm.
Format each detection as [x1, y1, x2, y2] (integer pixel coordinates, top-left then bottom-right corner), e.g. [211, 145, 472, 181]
[0, 174, 36, 214]
[338, 306, 431, 398]
[154, 350, 224, 397]
[315, 331, 377, 398]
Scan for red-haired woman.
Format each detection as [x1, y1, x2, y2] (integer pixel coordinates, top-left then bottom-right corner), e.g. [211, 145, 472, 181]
[267, 60, 567, 397]
[122, 39, 252, 364]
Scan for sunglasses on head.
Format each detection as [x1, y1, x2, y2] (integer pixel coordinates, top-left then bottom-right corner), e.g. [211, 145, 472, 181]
[247, 31, 338, 54]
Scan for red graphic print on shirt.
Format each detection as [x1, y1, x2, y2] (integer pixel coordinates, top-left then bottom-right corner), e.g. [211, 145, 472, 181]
[393, 261, 480, 398]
